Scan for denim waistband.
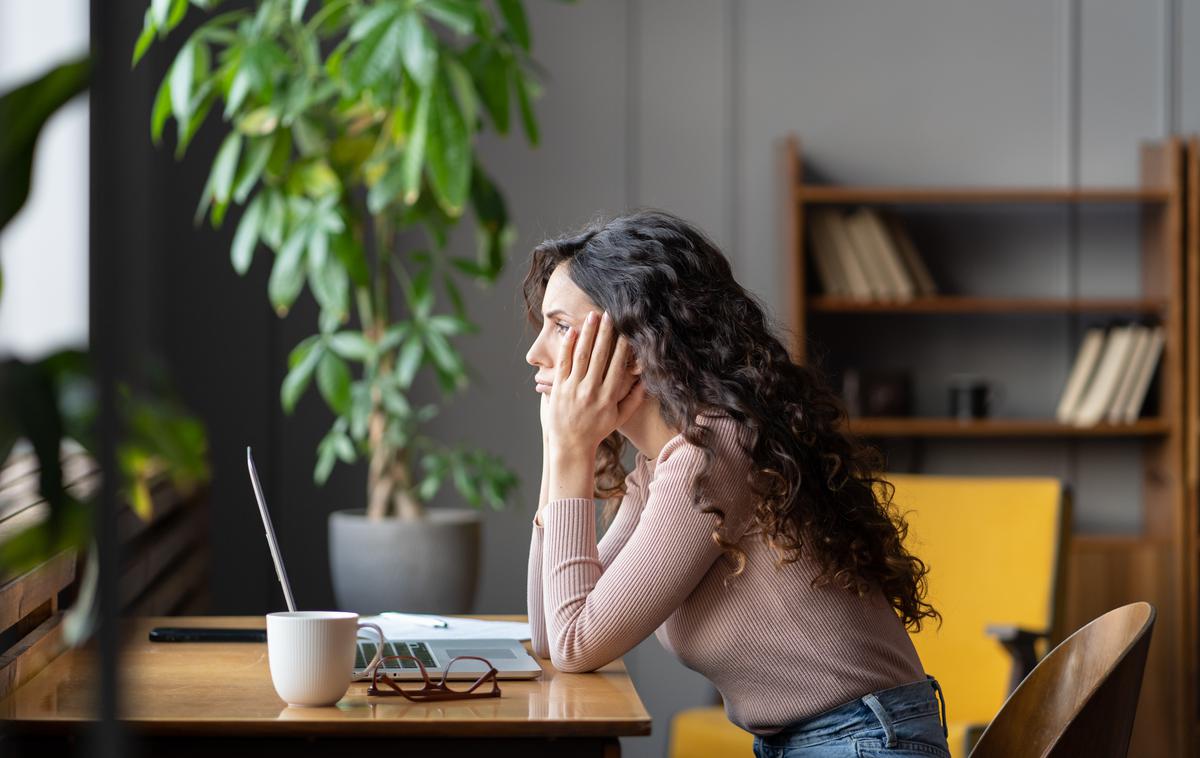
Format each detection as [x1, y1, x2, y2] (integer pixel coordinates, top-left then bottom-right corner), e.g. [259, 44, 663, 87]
[760, 677, 947, 749]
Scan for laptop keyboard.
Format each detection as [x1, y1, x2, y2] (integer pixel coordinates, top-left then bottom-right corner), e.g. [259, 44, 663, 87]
[355, 641, 439, 670]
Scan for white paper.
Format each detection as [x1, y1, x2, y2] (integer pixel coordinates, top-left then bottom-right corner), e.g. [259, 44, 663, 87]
[358, 614, 531, 641]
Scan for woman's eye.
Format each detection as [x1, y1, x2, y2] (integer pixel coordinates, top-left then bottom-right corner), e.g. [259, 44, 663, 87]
[553, 321, 570, 335]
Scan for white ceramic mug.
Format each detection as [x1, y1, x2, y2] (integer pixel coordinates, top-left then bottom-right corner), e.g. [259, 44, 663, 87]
[266, 611, 384, 707]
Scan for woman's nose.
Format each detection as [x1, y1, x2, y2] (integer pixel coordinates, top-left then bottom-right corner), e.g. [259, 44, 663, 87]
[526, 336, 546, 368]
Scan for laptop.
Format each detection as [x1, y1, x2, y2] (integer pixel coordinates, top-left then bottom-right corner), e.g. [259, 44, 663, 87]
[247, 447, 542, 681]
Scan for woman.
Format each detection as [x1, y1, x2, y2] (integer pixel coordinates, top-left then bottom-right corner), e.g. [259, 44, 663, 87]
[522, 209, 949, 758]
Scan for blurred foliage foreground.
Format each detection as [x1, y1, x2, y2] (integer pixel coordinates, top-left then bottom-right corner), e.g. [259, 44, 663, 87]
[0, 58, 209, 621]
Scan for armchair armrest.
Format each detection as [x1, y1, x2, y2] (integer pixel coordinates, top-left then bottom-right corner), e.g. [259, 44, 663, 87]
[985, 624, 1050, 694]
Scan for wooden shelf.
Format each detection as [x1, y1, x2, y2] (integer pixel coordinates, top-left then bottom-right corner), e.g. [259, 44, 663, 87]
[797, 186, 1170, 205]
[783, 134, 1191, 758]
[842, 417, 1171, 438]
[809, 296, 1167, 314]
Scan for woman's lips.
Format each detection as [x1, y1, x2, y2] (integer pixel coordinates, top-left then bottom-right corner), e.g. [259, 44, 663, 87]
[535, 382, 552, 394]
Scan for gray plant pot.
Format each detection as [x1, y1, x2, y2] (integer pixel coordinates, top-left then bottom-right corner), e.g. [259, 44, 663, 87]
[328, 508, 481, 615]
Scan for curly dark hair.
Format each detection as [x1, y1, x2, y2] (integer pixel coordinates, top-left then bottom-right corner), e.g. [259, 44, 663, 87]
[521, 209, 937, 631]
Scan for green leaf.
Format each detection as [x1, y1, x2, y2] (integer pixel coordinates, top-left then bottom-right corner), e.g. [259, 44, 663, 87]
[281, 339, 324, 413]
[295, 159, 341, 198]
[315, 434, 337, 484]
[398, 11, 438, 87]
[168, 39, 197, 127]
[316, 351, 352, 415]
[151, 0, 172, 28]
[132, 9, 157, 66]
[290, 0, 309, 24]
[381, 384, 410, 416]
[466, 45, 508, 133]
[343, 8, 405, 88]
[349, 381, 371, 440]
[224, 68, 252, 119]
[231, 192, 264, 275]
[166, 0, 188, 30]
[237, 106, 279, 135]
[395, 335, 424, 389]
[423, 328, 462, 376]
[442, 272, 465, 316]
[419, 0, 475, 35]
[210, 131, 243, 206]
[401, 85, 433, 205]
[307, 234, 350, 317]
[444, 57, 477, 130]
[269, 223, 310, 315]
[379, 323, 411, 352]
[347, 2, 400, 41]
[175, 81, 215, 158]
[328, 332, 373, 361]
[289, 334, 320, 369]
[514, 68, 539, 145]
[407, 265, 434, 317]
[427, 314, 473, 335]
[0, 58, 90, 229]
[232, 135, 273, 204]
[292, 115, 327, 156]
[426, 71, 471, 216]
[367, 156, 405, 213]
[331, 232, 369, 287]
[151, 76, 172, 143]
[417, 473, 440, 501]
[333, 432, 356, 463]
[452, 460, 480, 506]
[467, 162, 510, 281]
[261, 189, 287, 248]
[497, 0, 530, 50]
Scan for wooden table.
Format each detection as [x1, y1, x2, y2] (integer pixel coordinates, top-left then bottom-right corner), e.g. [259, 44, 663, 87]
[0, 615, 651, 756]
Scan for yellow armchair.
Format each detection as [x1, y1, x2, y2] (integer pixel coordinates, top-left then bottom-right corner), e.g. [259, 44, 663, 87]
[668, 474, 1068, 758]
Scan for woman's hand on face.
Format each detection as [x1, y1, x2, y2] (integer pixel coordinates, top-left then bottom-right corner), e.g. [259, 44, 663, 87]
[544, 310, 646, 456]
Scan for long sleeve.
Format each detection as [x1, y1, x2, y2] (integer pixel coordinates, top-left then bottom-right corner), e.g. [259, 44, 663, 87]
[541, 418, 753, 673]
[527, 451, 656, 660]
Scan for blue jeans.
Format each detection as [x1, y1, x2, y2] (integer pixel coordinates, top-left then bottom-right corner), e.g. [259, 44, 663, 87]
[753, 677, 950, 758]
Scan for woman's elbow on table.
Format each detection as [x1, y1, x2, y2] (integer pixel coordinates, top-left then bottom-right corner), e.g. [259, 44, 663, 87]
[549, 645, 612, 674]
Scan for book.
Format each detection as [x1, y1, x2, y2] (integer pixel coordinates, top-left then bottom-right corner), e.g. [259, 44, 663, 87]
[1120, 325, 1165, 423]
[854, 208, 915, 301]
[1106, 325, 1150, 424]
[884, 214, 938, 297]
[807, 210, 849, 296]
[843, 211, 896, 299]
[1072, 325, 1138, 427]
[811, 211, 872, 300]
[1055, 327, 1106, 423]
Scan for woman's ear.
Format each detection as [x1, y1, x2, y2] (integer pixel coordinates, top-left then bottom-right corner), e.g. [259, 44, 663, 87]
[627, 356, 642, 375]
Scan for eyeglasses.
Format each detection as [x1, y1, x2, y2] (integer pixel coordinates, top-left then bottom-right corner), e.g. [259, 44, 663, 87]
[366, 655, 501, 702]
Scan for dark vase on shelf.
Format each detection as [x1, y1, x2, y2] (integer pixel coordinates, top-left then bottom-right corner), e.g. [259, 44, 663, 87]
[843, 368, 912, 417]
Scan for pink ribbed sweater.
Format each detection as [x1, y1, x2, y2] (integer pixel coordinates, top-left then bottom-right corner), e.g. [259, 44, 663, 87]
[527, 412, 925, 736]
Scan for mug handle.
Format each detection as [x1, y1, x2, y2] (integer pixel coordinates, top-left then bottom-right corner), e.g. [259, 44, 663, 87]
[357, 622, 386, 676]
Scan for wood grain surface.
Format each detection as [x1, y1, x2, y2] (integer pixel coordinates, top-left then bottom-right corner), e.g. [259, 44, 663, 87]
[0, 615, 652, 739]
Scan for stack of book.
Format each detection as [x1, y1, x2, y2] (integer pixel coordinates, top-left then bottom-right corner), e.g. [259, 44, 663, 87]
[807, 208, 938, 301]
[1055, 323, 1165, 426]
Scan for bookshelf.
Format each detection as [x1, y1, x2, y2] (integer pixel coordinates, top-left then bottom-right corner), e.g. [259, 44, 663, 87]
[809, 296, 1167, 315]
[782, 135, 1189, 757]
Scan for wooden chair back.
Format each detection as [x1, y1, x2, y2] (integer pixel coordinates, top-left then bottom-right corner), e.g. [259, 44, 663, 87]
[970, 601, 1155, 758]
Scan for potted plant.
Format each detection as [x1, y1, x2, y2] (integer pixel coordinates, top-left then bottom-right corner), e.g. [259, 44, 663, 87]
[135, 0, 552, 612]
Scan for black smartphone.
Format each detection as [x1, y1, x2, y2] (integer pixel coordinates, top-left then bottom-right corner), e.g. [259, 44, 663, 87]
[148, 627, 266, 643]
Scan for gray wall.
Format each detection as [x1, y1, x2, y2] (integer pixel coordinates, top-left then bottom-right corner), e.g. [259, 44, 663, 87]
[126, 2, 1200, 757]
